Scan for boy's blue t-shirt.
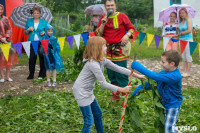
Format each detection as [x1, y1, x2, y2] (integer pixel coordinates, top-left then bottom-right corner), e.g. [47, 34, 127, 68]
[131, 61, 183, 109]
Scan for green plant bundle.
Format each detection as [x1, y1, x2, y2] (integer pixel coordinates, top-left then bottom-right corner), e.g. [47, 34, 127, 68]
[126, 78, 165, 133]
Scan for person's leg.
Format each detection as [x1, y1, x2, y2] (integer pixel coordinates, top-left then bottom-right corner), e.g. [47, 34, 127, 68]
[46, 70, 51, 86]
[91, 99, 105, 133]
[0, 68, 4, 81]
[164, 107, 181, 133]
[27, 45, 37, 79]
[172, 41, 178, 51]
[38, 44, 46, 78]
[184, 42, 193, 75]
[166, 40, 173, 51]
[80, 104, 94, 133]
[115, 60, 129, 96]
[107, 67, 120, 101]
[52, 69, 56, 86]
[186, 62, 192, 74]
[6, 67, 12, 81]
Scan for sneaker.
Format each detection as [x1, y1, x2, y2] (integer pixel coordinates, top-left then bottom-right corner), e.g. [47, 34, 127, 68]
[47, 81, 51, 87]
[38, 77, 43, 80]
[27, 75, 34, 80]
[182, 73, 187, 77]
[52, 81, 56, 87]
[0, 79, 4, 83]
[7, 78, 13, 82]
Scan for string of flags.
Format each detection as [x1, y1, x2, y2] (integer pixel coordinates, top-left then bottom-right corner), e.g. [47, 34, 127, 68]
[0, 30, 200, 61]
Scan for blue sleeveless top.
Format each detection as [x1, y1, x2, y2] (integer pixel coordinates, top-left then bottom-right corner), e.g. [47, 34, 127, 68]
[179, 20, 193, 40]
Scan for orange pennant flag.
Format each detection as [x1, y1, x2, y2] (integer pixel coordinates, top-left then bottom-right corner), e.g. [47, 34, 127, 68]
[180, 40, 188, 54]
[89, 32, 95, 37]
[41, 39, 49, 55]
[131, 31, 139, 42]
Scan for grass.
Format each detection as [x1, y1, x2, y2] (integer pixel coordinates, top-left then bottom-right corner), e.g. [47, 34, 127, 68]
[0, 81, 199, 132]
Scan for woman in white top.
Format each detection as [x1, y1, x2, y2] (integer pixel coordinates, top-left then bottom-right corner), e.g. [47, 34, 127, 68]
[162, 12, 178, 51]
[25, 7, 47, 79]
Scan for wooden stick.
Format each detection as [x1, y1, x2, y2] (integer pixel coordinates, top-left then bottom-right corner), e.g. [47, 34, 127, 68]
[118, 54, 137, 133]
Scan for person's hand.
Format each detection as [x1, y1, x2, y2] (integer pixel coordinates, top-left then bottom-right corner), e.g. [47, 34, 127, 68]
[1, 37, 7, 43]
[101, 15, 107, 24]
[132, 85, 143, 96]
[40, 31, 45, 36]
[136, 74, 146, 80]
[118, 86, 132, 93]
[28, 27, 34, 32]
[121, 34, 129, 45]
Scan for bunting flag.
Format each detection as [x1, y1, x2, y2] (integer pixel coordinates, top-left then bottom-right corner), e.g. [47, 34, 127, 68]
[31, 41, 39, 55]
[139, 32, 146, 45]
[89, 32, 95, 37]
[73, 34, 81, 50]
[41, 39, 49, 55]
[189, 42, 198, 55]
[66, 36, 73, 50]
[58, 37, 65, 52]
[81, 32, 89, 46]
[22, 41, 31, 58]
[131, 31, 139, 42]
[171, 38, 179, 42]
[163, 37, 170, 51]
[154, 35, 161, 49]
[12, 42, 22, 58]
[180, 40, 188, 54]
[199, 43, 200, 57]
[0, 43, 11, 61]
[147, 33, 154, 47]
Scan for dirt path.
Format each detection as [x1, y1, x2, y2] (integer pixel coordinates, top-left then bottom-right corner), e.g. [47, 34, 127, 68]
[0, 59, 199, 98]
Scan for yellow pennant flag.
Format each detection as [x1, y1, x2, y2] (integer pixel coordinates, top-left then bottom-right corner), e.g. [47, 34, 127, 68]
[147, 33, 154, 47]
[58, 37, 66, 52]
[0, 43, 11, 61]
[199, 43, 200, 57]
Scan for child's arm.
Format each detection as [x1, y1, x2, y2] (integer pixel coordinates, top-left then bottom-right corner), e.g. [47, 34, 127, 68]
[89, 61, 131, 93]
[132, 82, 151, 95]
[131, 61, 181, 83]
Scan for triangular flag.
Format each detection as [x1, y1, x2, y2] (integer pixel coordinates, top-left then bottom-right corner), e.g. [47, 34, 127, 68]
[155, 35, 161, 49]
[0, 43, 11, 61]
[199, 43, 200, 57]
[89, 32, 95, 37]
[147, 33, 154, 47]
[171, 38, 179, 42]
[66, 36, 73, 50]
[81, 32, 89, 46]
[73, 34, 81, 50]
[163, 37, 170, 51]
[58, 37, 65, 52]
[31, 41, 39, 55]
[12, 42, 22, 58]
[22, 41, 31, 58]
[139, 32, 146, 45]
[41, 39, 49, 55]
[131, 31, 139, 42]
[189, 42, 198, 55]
[180, 40, 188, 54]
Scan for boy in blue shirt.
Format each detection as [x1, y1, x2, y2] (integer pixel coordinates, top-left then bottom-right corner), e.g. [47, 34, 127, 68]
[131, 50, 182, 133]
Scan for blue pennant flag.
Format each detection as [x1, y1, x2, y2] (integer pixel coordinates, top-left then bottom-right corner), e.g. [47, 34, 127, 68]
[31, 41, 39, 55]
[171, 38, 179, 42]
[189, 42, 198, 55]
[81, 32, 89, 46]
[139, 32, 146, 45]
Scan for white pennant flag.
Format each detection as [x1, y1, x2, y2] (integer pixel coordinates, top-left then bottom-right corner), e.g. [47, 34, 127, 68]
[22, 41, 31, 58]
[163, 37, 170, 51]
[73, 34, 81, 50]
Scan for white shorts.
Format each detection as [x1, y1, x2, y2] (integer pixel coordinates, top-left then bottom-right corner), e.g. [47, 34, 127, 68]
[181, 39, 193, 62]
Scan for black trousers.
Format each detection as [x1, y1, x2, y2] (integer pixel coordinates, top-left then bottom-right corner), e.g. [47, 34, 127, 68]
[28, 42, 46, 78]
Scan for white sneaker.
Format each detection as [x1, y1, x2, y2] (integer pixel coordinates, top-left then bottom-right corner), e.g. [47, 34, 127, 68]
[47, 81, 51, 87]
[38, 77, 43, 80]
[52, 81, 56, 87]
[7, 78, 13, 82]
[0, 79, 4, 83]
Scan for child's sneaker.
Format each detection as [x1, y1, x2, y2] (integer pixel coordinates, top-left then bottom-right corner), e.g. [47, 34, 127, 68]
[0, 79, 4, 83]
[47, 81, 51, 87]
[52, 81, 56, 87]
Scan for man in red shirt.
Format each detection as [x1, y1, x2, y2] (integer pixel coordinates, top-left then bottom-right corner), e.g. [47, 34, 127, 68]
[95, 0, 135, 101]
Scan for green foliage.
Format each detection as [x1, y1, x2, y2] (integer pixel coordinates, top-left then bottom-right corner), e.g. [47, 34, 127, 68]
[73, 42, 86, 65]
